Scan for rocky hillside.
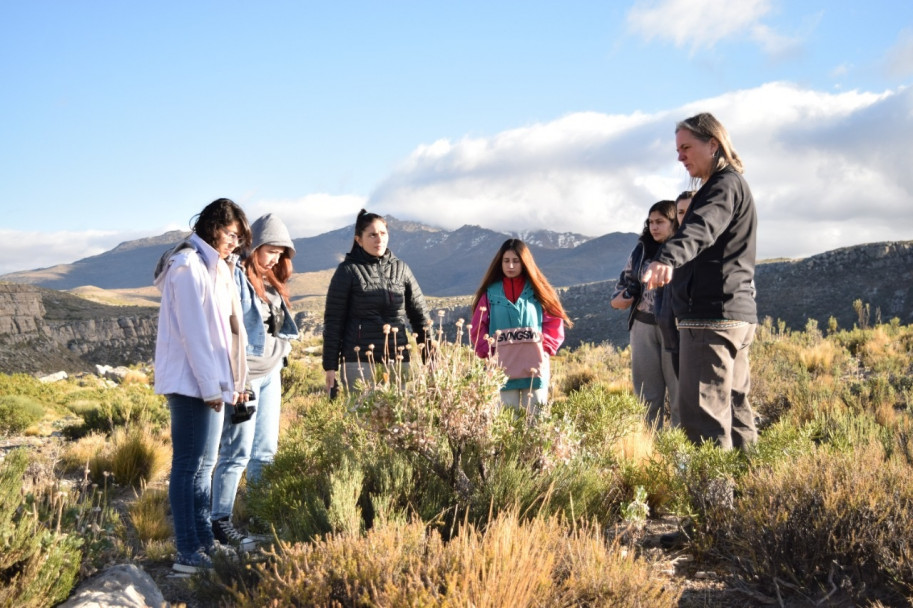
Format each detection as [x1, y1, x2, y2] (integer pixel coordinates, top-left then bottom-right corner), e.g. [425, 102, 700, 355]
[368, 240, 912, 351]
[0, 283, 158, 375]
[1, 240, 908, 376]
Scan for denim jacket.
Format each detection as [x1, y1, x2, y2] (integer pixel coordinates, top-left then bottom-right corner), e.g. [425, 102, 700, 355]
[233, 263, 299, 357]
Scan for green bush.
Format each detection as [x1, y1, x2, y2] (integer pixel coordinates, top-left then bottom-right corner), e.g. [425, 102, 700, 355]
[0, 449, 82, 608]
[0, 395, 45, 435]
[245, 393, 365, 542]
[714, 442, 913, 605]
[64, 385, 168, 438]
[550, 382, 644, 456]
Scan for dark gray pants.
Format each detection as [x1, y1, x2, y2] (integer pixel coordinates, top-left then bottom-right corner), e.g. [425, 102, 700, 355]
[676, 323, 757, 450]
[630, 319, 679, 429]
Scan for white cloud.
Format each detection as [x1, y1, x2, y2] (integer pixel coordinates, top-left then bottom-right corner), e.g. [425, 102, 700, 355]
[627, 0, 773, 51]
[884, 27, 913, 79]
[749, 24, 801, 60]
[5, 84, 911, 276]
[0, 230, 139, 276]
[371, 82, 913, 260]
[371, 111, 677, 238]
[243, 193, 368, 238]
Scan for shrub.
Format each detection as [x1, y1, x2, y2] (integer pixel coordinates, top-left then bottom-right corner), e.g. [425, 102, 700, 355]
[351, 331, 506, 504]
[551, 382, 645, 456]
[647, 431, 746, 536]
[714, 441, 913, 605]
[244, 394, 365, 542]
[281, 356, 325, 398]
[0, 449, 82, 608]
[222, 508, 681, 608]
[64, 385, 168, 438]
[0, 394, 45, 435]
[59, 432, 108, 474]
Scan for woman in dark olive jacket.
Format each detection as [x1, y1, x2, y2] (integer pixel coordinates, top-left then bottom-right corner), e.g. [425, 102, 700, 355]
[322, 209, 432, 394]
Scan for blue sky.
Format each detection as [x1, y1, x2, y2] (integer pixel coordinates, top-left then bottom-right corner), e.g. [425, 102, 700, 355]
[1, 0, 912, 276]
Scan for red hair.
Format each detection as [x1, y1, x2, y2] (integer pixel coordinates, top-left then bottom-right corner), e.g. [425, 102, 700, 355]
[244, 247, 293, 306]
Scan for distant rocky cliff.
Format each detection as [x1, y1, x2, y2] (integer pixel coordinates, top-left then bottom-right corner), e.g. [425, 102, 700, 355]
[0, 283, 158, 375]
[753, 241, 912, 331]
[0, 240, 908, 375]
[361, 241, 910, 352]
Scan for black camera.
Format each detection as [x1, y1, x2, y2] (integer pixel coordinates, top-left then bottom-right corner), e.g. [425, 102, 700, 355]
[229, 389, 257, 424]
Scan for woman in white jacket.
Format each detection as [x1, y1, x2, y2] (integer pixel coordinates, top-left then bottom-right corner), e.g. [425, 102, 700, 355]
[154, 198, 251, 574]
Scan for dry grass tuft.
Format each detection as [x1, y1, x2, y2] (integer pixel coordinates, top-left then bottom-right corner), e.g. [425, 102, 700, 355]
[225, 508, 681, 608]
[120, 370, 149, 385]
[66, 427, 170, 488]
[128, 485, 172, 544]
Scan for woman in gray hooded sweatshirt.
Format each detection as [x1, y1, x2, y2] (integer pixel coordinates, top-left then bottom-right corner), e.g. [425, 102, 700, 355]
[210, 213, 299, 550]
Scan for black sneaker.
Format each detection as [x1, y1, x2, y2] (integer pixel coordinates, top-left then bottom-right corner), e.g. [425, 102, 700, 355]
[212, 517, 258, 552]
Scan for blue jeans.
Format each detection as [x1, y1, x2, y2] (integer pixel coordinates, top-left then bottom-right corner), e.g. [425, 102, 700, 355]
[211, 366, 282, 521]
[168, 393, 221, 557]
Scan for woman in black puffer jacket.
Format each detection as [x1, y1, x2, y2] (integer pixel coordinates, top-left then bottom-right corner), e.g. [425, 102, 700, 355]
[322, 209, 432, 395]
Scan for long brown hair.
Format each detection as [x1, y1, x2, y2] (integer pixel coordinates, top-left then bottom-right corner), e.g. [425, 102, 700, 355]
[245, 247, 293, 306]
[471, 238, 573, 327]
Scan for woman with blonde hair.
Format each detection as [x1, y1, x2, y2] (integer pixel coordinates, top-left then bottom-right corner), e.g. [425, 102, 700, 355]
[643, 112, 758, 451]
[470, 238, 572, 412]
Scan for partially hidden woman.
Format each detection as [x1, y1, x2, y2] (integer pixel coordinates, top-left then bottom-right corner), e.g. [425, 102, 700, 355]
[153, 198, 251, 573]
[469, 239, 573, 413]
[611, 200, 680, 429]
[654, 190, 695, 381]
[211, 213, 299, 550]
[642, 112, 759, 452]
[322, 209, 432, 394]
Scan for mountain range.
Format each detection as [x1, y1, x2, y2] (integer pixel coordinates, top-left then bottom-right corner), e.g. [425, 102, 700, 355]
[0, 218, 638, 297]
[0, 217, 910, 375]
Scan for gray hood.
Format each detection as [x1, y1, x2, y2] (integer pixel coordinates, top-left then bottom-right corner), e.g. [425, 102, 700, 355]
[251, 213, 295, 257]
